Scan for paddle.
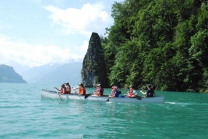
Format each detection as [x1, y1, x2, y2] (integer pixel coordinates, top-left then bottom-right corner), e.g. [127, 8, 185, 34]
[136, 96, 142, 100]
[54, 87, 63, 101]
[85, 92, 94, 99]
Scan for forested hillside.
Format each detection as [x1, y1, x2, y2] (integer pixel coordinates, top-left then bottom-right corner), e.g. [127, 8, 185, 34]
[0, 64, 26, 83]
[101, 0, 208, 92]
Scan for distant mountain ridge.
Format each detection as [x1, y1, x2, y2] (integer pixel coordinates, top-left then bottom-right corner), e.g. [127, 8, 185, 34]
[0, 64, 27, 83]
[5, 59, 83, 85]
[34, 62, 82, 85]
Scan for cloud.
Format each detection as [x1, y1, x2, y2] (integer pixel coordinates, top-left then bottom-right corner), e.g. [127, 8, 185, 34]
[45, 3, 111, 37]
[80, 41, 89, 52]
[0, 35, 83, 67]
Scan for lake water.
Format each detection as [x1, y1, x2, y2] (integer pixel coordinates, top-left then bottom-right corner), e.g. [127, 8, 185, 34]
[0, 83, 208, 139]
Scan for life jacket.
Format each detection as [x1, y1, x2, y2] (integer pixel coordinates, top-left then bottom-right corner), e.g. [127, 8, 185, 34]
[79, 87, 86, 95]
[101, 88, 104, 96]
[111, 89, 119, 97]
[65, 90, 70, 94]
[60, 88, 65, 94]
[65, 86, 71, 94]
[95, 88, 104, 96]
[128, 90, 134, 97]
[111, 89, 116, 95]
[147, 89, 154, 97]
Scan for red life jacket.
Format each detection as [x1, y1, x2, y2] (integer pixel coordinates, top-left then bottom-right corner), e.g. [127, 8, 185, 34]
[128, 90, 134, 97]
[60, 88, 65, 94]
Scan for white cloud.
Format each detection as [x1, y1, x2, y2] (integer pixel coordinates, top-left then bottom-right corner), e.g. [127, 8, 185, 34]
[80, 41, 89, 52]
[0, 35, 83, 67]
[45, 3, 111, 37]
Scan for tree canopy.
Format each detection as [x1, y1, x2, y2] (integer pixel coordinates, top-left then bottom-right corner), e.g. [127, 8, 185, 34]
[101, 0, 208, 92]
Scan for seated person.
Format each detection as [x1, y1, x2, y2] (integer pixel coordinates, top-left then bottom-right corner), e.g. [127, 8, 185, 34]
[65, 82, 71, 94]
[93, 84, 104, 96]
[109, 86, 120, 97]
[73, 83, 86, 95]
[140, 84, 156, 97]
[126, 85, 137, 98]
[55, 84, 66, 95]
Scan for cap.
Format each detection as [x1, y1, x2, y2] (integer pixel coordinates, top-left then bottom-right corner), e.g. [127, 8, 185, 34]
[65, 82, 69, 84]
[78, 83, 83, 86]
[97, 84, 101, 87]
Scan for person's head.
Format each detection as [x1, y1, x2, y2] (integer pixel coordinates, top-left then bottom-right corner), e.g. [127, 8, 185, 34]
[129, 85, 134, 90]
[65, 82, 70, 86]
[61, 84, 65, 88]
[78, 83, 84, 87]
[112, 86, 117, 90]
[97, 84, 101, 88]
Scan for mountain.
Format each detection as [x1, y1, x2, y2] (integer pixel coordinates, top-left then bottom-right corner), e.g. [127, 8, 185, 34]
[6, 60, 30, 76]
[34, 62, 82, 85]
[20, 62, 60, 82]
[21, 62, 82, 85]
[0, 64, 27, 83]
[3, 59, 83, 85]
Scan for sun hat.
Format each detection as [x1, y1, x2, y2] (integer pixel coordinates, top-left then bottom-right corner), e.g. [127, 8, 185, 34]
[97, 84, 101, 87]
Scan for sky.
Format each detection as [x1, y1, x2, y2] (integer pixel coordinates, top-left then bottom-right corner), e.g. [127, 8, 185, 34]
[0, 0, 123, 67]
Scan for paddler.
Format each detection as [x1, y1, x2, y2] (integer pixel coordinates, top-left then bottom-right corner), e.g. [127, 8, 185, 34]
[73, 83, 86, 95]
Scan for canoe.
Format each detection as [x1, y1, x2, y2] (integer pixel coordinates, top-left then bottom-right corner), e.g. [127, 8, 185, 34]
[41, 89, 165, 104]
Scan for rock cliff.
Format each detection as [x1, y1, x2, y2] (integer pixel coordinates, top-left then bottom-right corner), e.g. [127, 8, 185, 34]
[0, 64, 27, 83]
[81, 32, 108, 87]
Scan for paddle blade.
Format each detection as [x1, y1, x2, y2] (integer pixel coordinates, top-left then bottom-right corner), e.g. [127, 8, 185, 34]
[136, 96, 142, 100]
[84, 93, 91, 99]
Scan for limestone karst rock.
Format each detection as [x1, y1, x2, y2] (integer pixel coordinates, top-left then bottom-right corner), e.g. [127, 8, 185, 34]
[81, 32, 108, 87]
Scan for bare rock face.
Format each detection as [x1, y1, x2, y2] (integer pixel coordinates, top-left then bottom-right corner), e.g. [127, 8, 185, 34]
[81, 32, 108, 87]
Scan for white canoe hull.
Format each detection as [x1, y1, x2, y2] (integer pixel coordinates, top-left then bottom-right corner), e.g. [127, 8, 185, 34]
[41, 89, 164, 104]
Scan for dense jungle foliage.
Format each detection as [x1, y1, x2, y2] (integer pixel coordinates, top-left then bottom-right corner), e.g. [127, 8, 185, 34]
[101, 0, 208, 92]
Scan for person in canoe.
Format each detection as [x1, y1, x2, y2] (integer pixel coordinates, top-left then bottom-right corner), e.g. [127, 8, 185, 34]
[140, 84, 156, 97]
[65, 82, 71, 94]
[93, 84, 104, 96]
[54, 84, 66, 95]
[73, 83, 86, 95]
[109, 86, 120, 97]
[126, 85, 137, 98]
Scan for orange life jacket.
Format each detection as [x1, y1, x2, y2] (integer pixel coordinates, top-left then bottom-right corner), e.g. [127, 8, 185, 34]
[79, 87, 86, 95]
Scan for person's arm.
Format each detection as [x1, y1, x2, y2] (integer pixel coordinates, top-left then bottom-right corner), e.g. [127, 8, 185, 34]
[133, 90, 137, 95]
[54, 87, 60, 91]
[73, 87, 79, 90]
[140, 90, 146, 95]
[69, 87, 71, 94]
[73, 87, 79, 94]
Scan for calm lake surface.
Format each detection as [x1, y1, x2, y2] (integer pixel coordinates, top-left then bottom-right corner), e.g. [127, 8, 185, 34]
[0, 83, 207, 139]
